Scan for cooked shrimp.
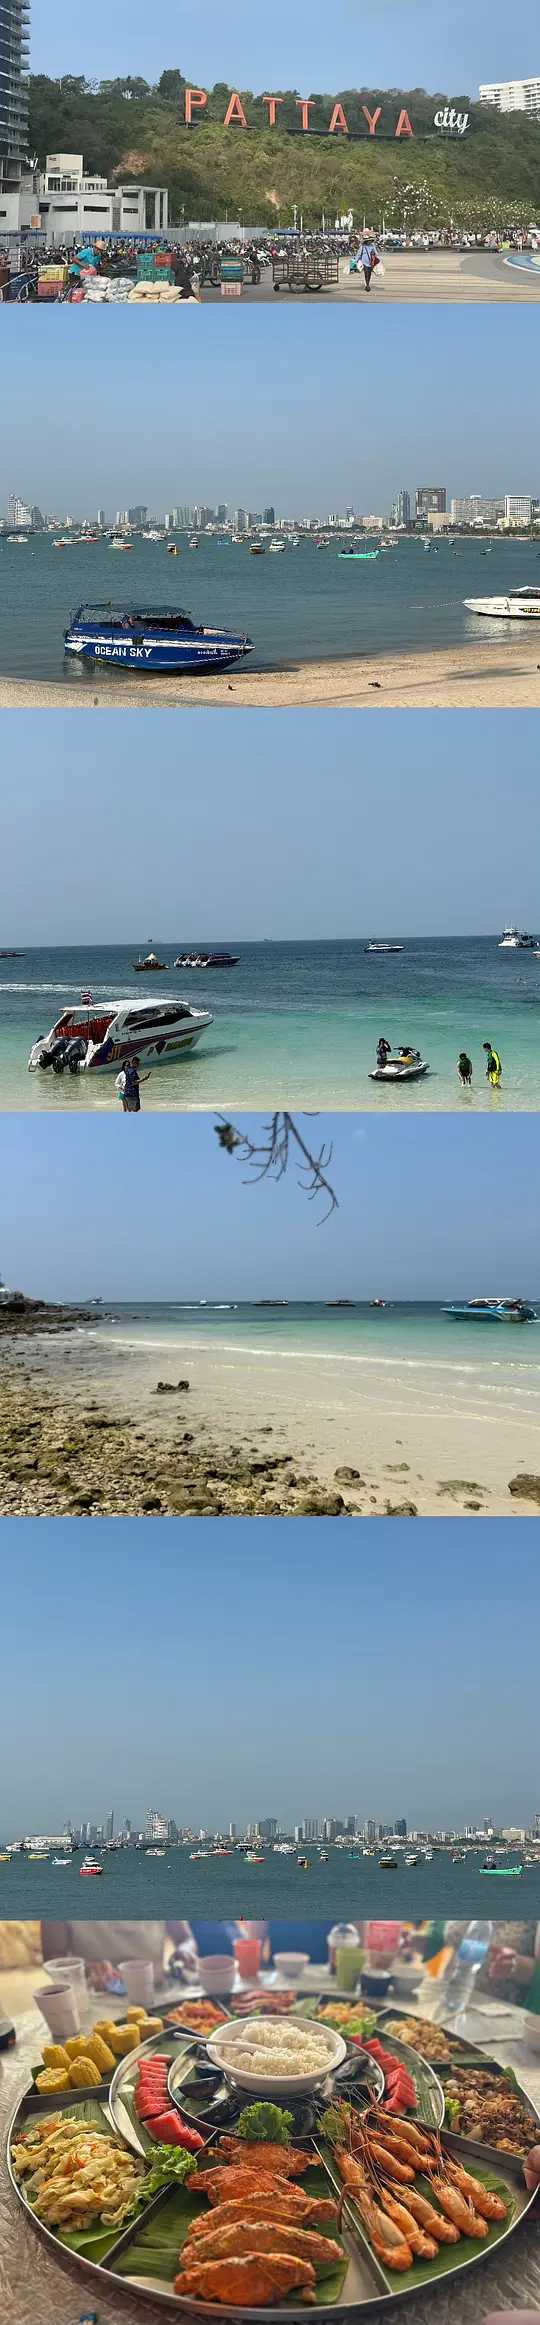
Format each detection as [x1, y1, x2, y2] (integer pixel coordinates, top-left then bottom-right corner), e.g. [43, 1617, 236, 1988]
[429, 2175, 488, 2239]
[380, 2188, 438, 2260]
[392, 2183, 460, 2244]
[336, 2152, 412, 2270]
[367, 2138, 415, 2183]
[446, 2160, 507, 2222]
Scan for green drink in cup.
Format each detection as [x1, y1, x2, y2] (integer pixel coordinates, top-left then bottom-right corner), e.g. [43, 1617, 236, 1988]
[336, 1943, 364, 1992]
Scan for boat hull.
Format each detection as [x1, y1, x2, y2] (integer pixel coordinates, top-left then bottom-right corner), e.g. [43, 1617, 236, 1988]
[464, 597, 540, 619]
[64, 626, 251, 671]
[369, 1061, 428, 1082]
[84, 1025, 210, 1072]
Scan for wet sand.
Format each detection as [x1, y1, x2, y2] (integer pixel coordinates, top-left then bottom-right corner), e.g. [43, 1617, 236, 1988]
[2, 1325, 540, 1518]
[1, 639, 539, 709]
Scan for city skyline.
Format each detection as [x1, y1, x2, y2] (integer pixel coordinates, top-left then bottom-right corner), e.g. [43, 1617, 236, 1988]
[2, 310, 540, 514]
[1, 1522, 538, 1830]
[4, 484, 540, 532]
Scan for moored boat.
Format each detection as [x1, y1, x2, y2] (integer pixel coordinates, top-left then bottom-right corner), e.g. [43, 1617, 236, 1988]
[173, 950, 239, 969]
[442, 1297, 535, 1322]
[133, 951, 168, 972]
[64, 603, 252, 672]
[28, 996, 213, 1077]
[464, 587, 540, 619]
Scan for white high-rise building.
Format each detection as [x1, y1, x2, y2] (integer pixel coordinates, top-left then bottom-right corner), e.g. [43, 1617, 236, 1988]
[504, 494, 533, 525]
[479, 76, 540, 119]
[7, 492, 32, 528]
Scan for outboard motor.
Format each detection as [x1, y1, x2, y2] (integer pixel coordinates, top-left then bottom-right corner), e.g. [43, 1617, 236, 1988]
[49, 1036, 70, 1075]
[65, 1036, 88, 1075]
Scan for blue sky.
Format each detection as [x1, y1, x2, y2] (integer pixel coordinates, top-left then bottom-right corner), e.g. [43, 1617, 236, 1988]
[30, 0, 540, 100]
[4, 711, 540, 942]
[2, 311, 540, 516]
[1, 1115, 539, 1300]
[1, 1521, 537, 1830]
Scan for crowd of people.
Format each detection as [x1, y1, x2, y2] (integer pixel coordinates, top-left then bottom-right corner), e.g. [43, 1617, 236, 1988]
[1, 219, 538, 301]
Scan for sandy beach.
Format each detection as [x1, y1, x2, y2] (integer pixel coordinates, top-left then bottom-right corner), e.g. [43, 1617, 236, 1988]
[1, 638, 540, 710]
[2, 1319, 540, 1517]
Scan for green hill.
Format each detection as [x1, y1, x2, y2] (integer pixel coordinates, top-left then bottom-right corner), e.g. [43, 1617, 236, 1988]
[28, 74, 540, 229]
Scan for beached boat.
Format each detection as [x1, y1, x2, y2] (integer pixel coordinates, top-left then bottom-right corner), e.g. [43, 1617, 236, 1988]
[442, 1298, 535, 1322]
[64, 603, 252, 671]
[464, 586, 540, 619]
[28, 997, 213, 1077]
[369, 1049, 429, 1083]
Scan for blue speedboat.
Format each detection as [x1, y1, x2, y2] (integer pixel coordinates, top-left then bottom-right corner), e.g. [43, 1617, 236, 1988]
[442, 1299, 536, 1323]
[64, 603, 253, 672]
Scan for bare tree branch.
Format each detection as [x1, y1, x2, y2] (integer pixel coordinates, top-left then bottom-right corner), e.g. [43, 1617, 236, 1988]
[214, 1113, 338, 1222]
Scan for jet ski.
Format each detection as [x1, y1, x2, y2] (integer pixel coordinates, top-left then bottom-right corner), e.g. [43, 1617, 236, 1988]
[369, 1047, 429, 1083]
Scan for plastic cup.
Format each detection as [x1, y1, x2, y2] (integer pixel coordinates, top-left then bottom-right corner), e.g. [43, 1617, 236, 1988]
[336, 1944, 364, 1992]
[45, 1956, 87, 2002]
[118, 1960, 155, 2006]
[233, 1937, 262, 1980]
[34, 1982, 80, 2040]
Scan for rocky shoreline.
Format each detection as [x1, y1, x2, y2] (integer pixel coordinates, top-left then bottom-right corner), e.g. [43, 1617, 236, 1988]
[0, 1293, 97, 1337]
[0, 1362, 366, 1517]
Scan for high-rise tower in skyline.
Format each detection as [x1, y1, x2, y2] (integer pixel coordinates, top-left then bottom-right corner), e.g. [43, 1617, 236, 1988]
[0, 3, 30, 186]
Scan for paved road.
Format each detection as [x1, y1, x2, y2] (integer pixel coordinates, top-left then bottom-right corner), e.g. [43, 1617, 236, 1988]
[205, 250, 540, 303]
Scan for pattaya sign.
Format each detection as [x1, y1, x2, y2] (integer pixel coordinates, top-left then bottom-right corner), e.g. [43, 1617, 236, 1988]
[183, 91, 469, 137]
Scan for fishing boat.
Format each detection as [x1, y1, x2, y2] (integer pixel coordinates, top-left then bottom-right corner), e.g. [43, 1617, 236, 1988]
[379, 1855, 398, 1869]
[64, 603, 252, 671]
[405, 1853, 419, 1866]
[28, 997, 213, 1077]
[442, 1298, 536, 1323]
[365, 941, 404, 954]
[464, 587, 540, 619]
[133, 951, 168, 972]
[369, 1049, 429, 1083]
[480, 1863, 523, 1877]
[498, 927, 536, 948]
[173, 951, 239, 969]
[338, 548, 379, 560]
[249, 543, 265, 555]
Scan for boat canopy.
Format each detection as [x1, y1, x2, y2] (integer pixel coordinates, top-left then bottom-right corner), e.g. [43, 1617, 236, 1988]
[510, 587, 540, 600]
[72, 603, 197, 630]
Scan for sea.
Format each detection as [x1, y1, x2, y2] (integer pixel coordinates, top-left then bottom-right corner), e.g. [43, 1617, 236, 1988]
[1, 1846, 537, 1920]
[3, 938, 540, 1111]
[1, 532, 539, 684]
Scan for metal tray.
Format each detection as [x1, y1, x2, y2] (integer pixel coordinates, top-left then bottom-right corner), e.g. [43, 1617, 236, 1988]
[7, 2065, 537, 2321]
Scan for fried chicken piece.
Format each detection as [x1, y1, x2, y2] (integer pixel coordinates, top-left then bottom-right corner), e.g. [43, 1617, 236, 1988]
[188, 2189, 339, 2239]
[216, 2138, 310, 2178]
[184, 2220, 342, 2273]
[176, 2253, 317, 2305]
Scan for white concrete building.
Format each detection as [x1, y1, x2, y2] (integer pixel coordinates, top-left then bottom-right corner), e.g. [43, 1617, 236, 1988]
[504, 493, 533, 524]
[12, 154, 170, 245]
[479, 76, 540, 120]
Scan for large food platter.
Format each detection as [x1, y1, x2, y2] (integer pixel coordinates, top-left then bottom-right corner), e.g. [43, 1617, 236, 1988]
[7, 2003, 539, 2321]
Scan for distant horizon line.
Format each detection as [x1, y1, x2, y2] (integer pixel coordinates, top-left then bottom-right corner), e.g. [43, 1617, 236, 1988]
[1, 931, 533, 948]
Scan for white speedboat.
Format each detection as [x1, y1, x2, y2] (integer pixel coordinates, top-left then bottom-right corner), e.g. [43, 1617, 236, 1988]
[365, 941, 404, 954]
[369, 1049, 429, 1083]
[498, 927, 535, 948]
[28, 996, 213, 1077]
[464, 586, 540, 619]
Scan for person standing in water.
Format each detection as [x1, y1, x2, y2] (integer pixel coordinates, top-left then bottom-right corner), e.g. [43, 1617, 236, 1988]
[458, 1052, 473, 1086]
[483, 1040, 502, 1087]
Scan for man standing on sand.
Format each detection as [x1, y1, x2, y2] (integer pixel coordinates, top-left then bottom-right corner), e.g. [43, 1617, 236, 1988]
[116, 1055, 150, 1112]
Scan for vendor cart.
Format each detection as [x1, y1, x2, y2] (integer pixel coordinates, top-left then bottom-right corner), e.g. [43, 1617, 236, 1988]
[273, 248, 340, 292]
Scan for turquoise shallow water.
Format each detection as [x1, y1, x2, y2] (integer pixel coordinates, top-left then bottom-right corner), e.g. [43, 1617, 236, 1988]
[2, 532, 540, 682]
[3, 938, 540, 1109]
